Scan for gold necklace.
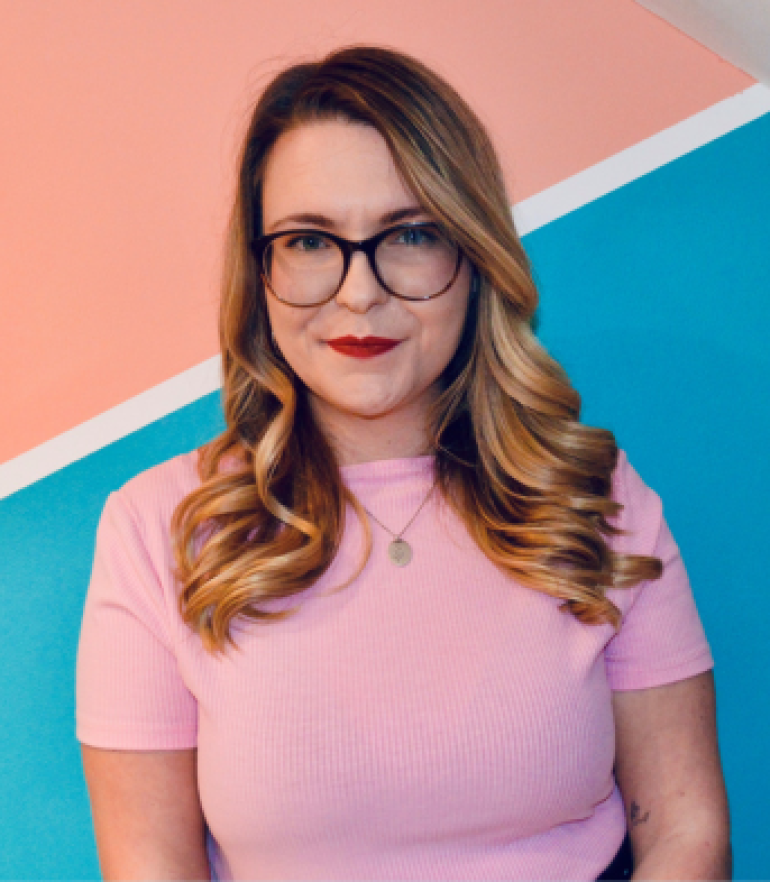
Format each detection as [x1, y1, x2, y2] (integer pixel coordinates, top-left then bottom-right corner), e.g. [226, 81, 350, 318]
[361, 478, 439, 567]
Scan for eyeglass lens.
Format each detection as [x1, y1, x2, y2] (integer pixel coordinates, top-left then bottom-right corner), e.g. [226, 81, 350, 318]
[262, 226, 459, 305]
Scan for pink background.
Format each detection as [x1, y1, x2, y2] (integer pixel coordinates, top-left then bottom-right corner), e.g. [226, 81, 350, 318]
[0, 0, 752, 466]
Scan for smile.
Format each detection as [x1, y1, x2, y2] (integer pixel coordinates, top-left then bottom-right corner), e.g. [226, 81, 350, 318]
[327, 336, 402, 359]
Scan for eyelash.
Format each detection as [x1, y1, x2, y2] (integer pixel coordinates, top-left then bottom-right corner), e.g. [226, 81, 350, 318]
[282, 223, 441, 249]
[285, 235, 329, 250]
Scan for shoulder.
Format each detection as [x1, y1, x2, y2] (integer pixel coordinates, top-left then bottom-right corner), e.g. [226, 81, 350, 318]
[115, 449, 201, 517]
[103, 449, 203, 558]
[608, 449, 664, 557]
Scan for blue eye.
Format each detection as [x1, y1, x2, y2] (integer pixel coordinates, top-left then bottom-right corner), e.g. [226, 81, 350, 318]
[285, 234, 330, 251]
[394, 226, 438, 247]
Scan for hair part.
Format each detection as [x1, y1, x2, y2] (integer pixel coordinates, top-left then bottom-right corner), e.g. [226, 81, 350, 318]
[171, 45, 661, 653]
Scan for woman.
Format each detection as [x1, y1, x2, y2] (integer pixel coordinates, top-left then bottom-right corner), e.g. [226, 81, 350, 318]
[76, 46, 731, 880]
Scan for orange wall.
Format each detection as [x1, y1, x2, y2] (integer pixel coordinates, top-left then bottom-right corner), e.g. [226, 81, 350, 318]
[0, 0, 752, 465]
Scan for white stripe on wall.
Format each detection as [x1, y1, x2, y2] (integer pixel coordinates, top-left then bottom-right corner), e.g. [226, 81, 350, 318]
[513, 83, 770, 234]
[2, 83, 768, 499]
[0, 357, 221, 498]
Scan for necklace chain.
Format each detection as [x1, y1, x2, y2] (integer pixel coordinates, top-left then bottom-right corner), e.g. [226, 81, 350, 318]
[361, 477, 439, 541]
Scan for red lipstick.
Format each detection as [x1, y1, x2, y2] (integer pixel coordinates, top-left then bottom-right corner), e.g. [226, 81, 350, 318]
[327, 336, 401, 359]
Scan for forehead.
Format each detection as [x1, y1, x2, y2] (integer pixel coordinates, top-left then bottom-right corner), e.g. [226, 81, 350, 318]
[261, 120, 420, 226]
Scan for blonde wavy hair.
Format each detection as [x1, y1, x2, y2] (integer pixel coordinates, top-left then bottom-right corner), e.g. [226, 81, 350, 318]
[172, 45, 662, 653]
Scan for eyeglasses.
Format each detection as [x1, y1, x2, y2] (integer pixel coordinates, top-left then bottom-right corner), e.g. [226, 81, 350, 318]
[250, 222, 463, 307]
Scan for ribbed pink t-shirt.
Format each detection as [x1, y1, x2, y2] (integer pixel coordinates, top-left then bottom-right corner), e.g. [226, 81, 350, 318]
[76, 449, 713, 880]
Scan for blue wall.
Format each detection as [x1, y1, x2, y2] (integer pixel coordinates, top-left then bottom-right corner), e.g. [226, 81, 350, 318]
[1, 112, 767, 878]
[530, 112, 770, 879]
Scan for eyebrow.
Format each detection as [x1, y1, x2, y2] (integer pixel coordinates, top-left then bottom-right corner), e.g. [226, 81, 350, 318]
[266, 206, 428, 233]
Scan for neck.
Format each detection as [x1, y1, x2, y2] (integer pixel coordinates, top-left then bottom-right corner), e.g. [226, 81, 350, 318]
[308, 394, 435, 466]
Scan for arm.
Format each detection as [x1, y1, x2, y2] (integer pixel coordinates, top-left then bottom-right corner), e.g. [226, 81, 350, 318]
[611, 671, 731, 880]
[81, 745, 211, 881]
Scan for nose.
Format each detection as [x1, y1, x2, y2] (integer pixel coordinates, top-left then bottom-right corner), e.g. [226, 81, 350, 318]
[333, 251, 389, 313]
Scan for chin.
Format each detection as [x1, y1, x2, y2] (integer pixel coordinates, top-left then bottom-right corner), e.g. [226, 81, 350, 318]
[339, 398, 401, 420]
[314, 378, 402, 412]
[313, 389, 404, 421]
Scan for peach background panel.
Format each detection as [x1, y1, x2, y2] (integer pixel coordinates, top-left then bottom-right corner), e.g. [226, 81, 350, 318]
[0, 0, 753, 466]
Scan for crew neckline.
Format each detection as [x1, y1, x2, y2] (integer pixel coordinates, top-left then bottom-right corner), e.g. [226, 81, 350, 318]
[194, 446, 436, 486]
[339, 454, 435, 486]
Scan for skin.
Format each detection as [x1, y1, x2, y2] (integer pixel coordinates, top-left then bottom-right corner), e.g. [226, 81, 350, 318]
[260, 120, 473, 465]
[80, 747, 209, 880]
[612, 671, 732, 878]
[80, 120, 731, 879]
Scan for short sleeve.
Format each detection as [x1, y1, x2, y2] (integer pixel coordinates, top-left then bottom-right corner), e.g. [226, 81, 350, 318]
[604, 452, 714, 691]
[76, 490, 198, 749]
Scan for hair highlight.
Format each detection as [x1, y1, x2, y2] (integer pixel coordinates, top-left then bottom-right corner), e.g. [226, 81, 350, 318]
[171, 45, 661, 653]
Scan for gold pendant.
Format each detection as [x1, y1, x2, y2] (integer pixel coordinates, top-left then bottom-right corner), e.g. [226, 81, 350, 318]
[387, 539, 412, 567]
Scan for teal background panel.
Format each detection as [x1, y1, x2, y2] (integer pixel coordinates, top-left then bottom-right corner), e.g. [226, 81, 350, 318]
[0, 112, 767, 878]
[527, 110, 770, 880]
[0, 392, 224, 879]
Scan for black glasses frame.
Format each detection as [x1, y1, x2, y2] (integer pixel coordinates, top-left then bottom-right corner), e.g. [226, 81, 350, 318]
[249, 222, 464, 307]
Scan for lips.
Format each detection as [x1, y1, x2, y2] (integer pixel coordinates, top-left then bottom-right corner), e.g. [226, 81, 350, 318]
[327, 336, 401, 359]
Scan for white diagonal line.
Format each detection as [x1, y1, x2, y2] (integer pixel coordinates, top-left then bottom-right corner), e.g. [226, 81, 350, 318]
[0, 356, 221, 498]
[513, 83, 770, 234]
[3, 84, 768, 499]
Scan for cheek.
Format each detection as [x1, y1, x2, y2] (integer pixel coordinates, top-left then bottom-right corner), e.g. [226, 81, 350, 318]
[266, 304, 315, 366]
[421, 296, 471, 372]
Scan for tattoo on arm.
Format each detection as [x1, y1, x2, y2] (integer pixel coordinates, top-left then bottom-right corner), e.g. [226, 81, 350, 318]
[629, 800, 651, 828]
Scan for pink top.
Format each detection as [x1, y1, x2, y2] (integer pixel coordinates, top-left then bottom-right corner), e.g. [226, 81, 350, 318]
[76, 449, 713, 880]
